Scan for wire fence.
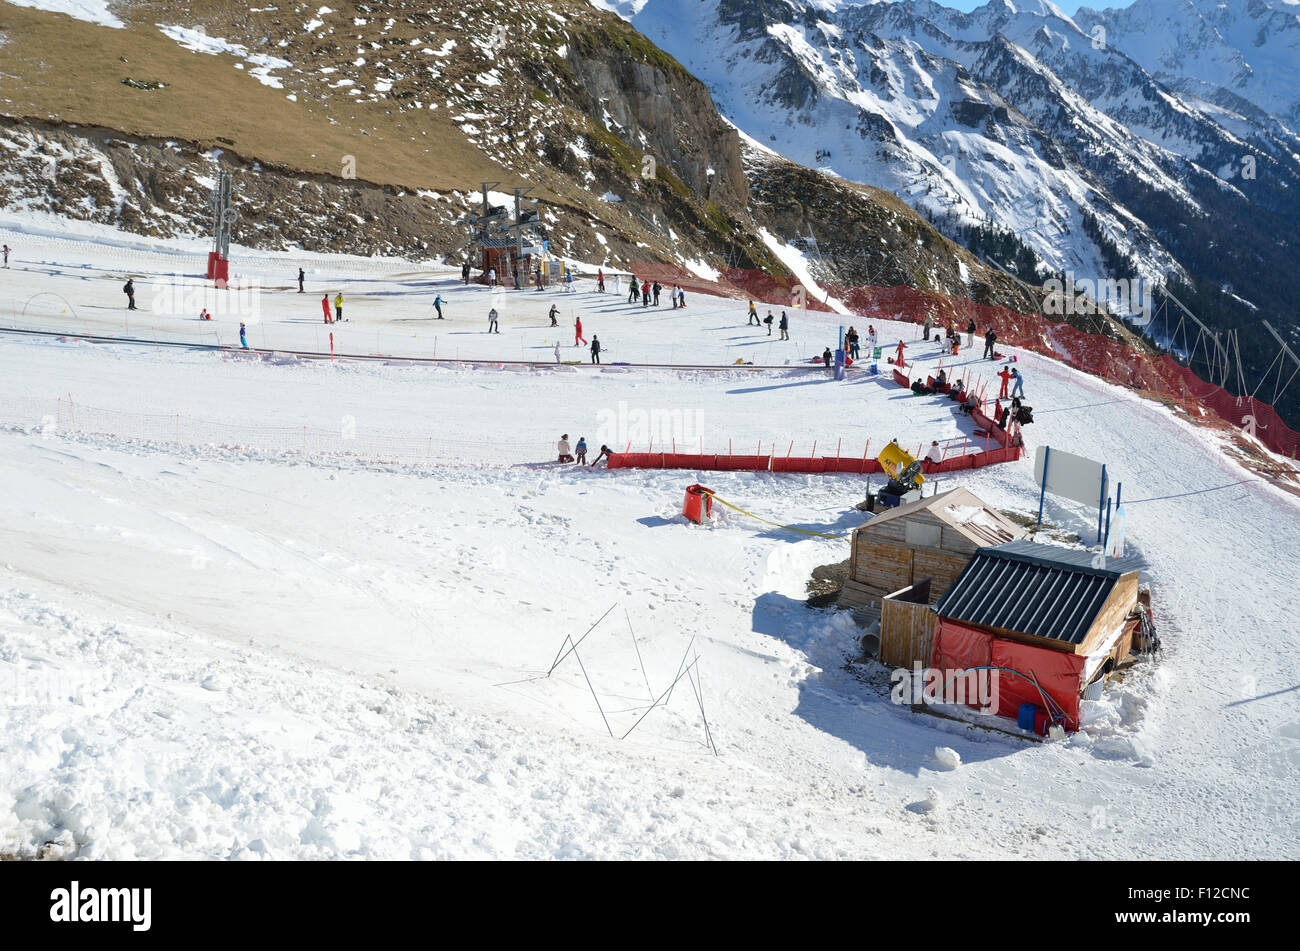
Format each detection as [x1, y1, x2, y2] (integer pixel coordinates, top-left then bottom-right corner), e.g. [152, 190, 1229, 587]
[0, 395, 550, 467]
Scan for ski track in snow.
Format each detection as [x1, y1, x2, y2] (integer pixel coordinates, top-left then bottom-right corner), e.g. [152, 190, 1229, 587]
[0, 215, 1297, 860]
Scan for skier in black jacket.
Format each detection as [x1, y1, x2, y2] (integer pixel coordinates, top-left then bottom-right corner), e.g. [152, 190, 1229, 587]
[983, 328, 997, 360]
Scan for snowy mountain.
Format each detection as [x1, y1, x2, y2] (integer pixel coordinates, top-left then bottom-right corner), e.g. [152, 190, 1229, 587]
[0, 0, 1042, 313]
[612, 0, 1300, 420]
[1075, 0, 1300, 128]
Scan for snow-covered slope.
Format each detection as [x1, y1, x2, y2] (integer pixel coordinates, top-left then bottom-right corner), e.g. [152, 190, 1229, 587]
[1, 216, 1297, 860]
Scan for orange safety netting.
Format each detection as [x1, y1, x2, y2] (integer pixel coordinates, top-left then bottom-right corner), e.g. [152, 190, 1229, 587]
[636, 263, 1299, 460]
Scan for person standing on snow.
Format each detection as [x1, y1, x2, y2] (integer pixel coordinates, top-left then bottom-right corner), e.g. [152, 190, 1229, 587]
[462, 261, 471, 285]
[574, 316, 586, 347]
[677, 286, 686, 309]
[535, 265, 544, 291]
[764, 311, 774, 336]
[575, 436, 588, 464]
[612, 273, 621, 297]
[641, 280, 650, 307]
[433, 294, 445, 319]
[822, 346, 833, 371]
[747, 300, 759, 325]
[297, 268, 305, 293]
[2, 244, 9, 267]
[566, 269, 575, 293]
[628, 276, 639, 304]
[652, 281, 661, 306]
[1009, 367, 1024, 398]
[321, 294, 332, 324]
[549, 303, 559, 327]
[590, 335, 601, 364]
[333, 292, 345, 323]
[553, 341, 561, 363]
[779, 311, 789, 340]
[597, 270, 605, 293]
[488, 266, 497, 288]
[997, 365, 1012, 399]
[487, 307, 500, 333]
[867, 325, 877, 351]
[239, 321, 248, 349]
[983, 328, 997, 360]
[123, 277, 137, 310]
[966, 318, 976, 349]
[923, 314, 933, 341]
[513, 264, 520, 290]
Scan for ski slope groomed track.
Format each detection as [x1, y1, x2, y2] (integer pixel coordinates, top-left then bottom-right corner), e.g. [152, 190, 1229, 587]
[0, 216, 1296, 860]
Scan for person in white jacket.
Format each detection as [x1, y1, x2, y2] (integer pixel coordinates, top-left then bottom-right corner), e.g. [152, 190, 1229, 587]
[557, 434, 574, 463]
[925, 441, 943, 465]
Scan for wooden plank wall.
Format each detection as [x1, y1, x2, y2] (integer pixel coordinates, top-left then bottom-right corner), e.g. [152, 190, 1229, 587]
[853, 540, 912, 595]
[911, 549, 973, 598]
[1081, 571, 1141, 655]
[851, 508, 979, 600]
[879, 598, 937, 669]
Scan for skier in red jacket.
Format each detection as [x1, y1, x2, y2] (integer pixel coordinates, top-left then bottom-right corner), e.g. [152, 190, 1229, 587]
[574, 316, 587, 346]
[998, 365, 1013, 399]
[321, 294, 332, 324]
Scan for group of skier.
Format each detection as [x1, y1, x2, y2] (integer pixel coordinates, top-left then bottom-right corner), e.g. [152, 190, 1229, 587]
[556, 434, 612, 467]
[320, 292, 345, 323]
[744, 301, 794, 340]
[843, 325, 879, 360]
[621, 276, 686, 309]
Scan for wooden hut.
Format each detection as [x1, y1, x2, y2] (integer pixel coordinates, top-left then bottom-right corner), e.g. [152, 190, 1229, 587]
[839, 487, 1023, 623]
[929, 540, 1145, 730]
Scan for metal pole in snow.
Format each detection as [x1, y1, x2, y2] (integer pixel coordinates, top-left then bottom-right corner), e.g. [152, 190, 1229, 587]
[1037, 446, 1051, 531]
[1107, 482, 1123, 549]
[1097, 463, 1107, 547]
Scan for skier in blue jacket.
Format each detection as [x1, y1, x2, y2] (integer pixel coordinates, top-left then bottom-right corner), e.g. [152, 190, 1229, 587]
[239, 321, 248, 349]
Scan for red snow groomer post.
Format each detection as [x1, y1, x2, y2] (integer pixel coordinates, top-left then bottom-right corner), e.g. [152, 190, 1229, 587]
[682, 484, 714, 524]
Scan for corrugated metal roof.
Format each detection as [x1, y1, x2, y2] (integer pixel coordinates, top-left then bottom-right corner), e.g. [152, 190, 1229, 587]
[933, 540, 1142, 646]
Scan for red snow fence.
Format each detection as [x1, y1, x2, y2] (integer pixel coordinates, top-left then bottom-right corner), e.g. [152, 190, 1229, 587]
[606, 435, 1021, 476]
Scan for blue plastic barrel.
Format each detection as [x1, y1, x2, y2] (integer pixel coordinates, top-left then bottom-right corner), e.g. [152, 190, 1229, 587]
[1018, 703, 1040, 732]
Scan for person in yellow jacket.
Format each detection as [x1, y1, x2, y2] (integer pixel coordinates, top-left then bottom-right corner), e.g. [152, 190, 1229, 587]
[333, 292, 345, 322]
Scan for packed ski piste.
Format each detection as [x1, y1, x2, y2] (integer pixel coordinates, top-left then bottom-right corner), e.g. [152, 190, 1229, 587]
[0, 0, 1297, 869]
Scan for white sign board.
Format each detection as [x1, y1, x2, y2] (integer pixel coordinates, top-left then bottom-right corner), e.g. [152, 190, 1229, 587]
[1033, 446, 1108, 507]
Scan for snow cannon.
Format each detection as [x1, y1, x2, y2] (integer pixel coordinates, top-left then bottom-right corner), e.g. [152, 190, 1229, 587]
[870, 443, 924, 511]
[682, 484, 714, 525]
[877, 442, 925, 488]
